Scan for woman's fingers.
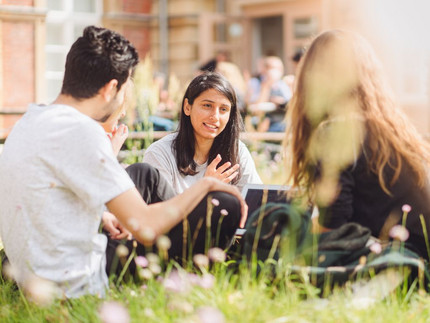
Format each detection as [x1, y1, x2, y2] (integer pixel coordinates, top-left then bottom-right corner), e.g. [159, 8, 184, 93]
[205, 157, 240, 182]
[223, 171, 239, 183]
[110, 124, 129, 156]
[207, 154, 222, 171]
[220, 163, 240, 179]
[216, 161, 232, 174]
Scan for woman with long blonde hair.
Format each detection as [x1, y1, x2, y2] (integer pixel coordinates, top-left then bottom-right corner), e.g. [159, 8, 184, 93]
[284, 30, 430, 259]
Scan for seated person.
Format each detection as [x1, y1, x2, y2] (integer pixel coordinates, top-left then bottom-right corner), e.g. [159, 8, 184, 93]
[216, 61, 247, 115]
[142, 72, 262, 195]
[283, 48, 305, 93]
[247, 56, 292, 132]
[285, 30, 430, 261]
[0, 26, 247, 298]
[148, 72, 178, 131]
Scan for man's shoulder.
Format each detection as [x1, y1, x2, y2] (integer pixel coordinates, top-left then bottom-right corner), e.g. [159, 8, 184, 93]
[6, 103, 107, 154]
[43, 104, 105, 137]
[21, 104, 97, 131]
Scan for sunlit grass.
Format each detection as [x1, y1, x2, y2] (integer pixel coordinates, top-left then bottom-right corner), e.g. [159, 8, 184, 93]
[1, 259, 430, 322]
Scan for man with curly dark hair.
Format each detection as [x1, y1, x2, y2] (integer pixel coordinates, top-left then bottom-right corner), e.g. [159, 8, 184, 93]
[0, 26, 246, 298]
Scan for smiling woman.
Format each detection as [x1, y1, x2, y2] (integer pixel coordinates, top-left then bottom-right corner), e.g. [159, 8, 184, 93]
[183, 88, 232, 158]
[142, 72, 262, 194]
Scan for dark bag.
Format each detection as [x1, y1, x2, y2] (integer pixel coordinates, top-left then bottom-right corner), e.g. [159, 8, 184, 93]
[242, 202, 312, 262]
[239, 202, 430, 290]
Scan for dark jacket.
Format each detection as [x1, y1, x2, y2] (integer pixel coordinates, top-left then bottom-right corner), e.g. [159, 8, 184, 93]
[318, 144, 430, 260]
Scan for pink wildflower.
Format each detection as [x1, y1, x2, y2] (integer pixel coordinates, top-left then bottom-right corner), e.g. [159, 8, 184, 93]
[187, 273, 201, 285]
[402, 204, 412, 213]
[211, 198, 220, 206]
[149, 263, 162, 275]
[193, 254, 209, 268]
[138, 268, 153, 280]
[208, 247, 226, 263]
[156, 235, 171, 251]
[24, 275, 58, 306]
[196, 306, 225, 323]
[389, 225, 410, 242]
[198, 274, 215, 289]
[220, 209, 228, 216]
[135, 256, 148, 268]
[98, 301, 130, 323]
[162, 270, 190, 294]
[369, 242, 382, 254]
[167, 299, 193, 313]
[115, 245, 129, 257]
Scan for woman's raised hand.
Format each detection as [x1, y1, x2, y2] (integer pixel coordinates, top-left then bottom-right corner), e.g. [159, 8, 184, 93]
[108, 124, 128, 156]
[205, 154, 240, 183]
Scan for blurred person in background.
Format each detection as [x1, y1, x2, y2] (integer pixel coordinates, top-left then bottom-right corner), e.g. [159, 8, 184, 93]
[247, 56, 292, 132]
[284, 48, 305, 93]
[216, 61, 248, 115]
[148, 72, 177, 131]
[198, 50, 229, 73]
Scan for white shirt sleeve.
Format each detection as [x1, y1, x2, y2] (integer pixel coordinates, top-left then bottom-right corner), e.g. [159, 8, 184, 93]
[237, 140, 262, 192]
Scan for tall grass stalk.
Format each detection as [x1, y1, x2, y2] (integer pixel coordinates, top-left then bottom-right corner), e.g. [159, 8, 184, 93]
[182, 219, 189, 264]
[116, 242, 137, 287]
[419, 214, 430, 261]
[215, 214, 225, 247]
[251, 189, 269, 277]
[205, 195, 214, 254]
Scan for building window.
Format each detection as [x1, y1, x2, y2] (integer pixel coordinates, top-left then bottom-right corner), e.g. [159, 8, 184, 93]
[45, 0, 102, 103]
[293, 16, 318, 39]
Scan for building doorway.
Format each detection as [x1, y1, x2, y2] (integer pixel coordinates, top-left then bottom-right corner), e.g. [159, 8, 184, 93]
[251, 16, 284, 75]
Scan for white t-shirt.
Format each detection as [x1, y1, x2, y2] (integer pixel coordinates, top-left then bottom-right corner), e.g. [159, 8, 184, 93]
[0, 104, 134, 298]
[142, 133, 262, 195]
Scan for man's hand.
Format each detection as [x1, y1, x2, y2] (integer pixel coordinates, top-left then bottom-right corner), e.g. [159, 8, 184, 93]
[205, 154, 240, 184]
[102, 211, 132, 240]
[108, 124, 128, 156]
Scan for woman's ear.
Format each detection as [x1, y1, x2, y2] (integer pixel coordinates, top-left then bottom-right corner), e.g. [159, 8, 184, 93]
[184, 98, 191, 116]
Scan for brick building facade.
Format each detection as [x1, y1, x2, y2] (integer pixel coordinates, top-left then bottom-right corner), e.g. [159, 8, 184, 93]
[0, 0, 153, 135]
[1, 0, 429, 135]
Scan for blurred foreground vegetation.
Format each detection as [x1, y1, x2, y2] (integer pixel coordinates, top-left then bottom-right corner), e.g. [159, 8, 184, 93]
[1, 259, 430, 323]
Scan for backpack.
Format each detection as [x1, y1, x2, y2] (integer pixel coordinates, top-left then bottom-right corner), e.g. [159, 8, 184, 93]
[242, 202, 312, 263]
[238, 201, 430, 290]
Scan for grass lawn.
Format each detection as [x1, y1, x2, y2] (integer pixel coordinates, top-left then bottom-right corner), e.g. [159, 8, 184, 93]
[1, 143, 429, 322]
[1, 256, 430, 323]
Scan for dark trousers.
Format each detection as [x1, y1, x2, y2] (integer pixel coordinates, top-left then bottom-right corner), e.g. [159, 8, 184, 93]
[105, 163, 241, 275]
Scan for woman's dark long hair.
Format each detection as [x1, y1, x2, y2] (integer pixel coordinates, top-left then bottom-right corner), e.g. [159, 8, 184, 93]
[173, 72, 243, 184]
